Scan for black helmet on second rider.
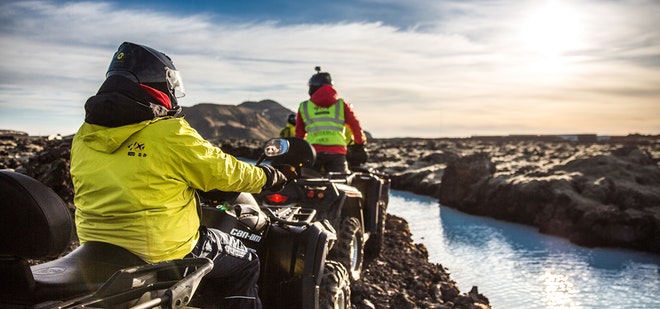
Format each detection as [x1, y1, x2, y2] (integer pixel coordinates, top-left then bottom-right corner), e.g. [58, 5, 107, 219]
[106, 42, 186, 109]
[308, 66, 333, 96]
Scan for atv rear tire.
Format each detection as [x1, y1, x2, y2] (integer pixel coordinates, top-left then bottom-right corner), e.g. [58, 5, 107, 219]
[330, 217, 364, 282]
[319, 260, 351, 309]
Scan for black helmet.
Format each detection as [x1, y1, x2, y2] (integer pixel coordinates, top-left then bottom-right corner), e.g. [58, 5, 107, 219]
[106, 42, 185, 108]
[308, 66, 333, 96]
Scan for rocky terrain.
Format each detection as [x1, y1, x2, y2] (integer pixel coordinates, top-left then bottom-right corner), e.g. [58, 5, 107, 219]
[365, 135, 660, 253]
[0, 130, 491, 309]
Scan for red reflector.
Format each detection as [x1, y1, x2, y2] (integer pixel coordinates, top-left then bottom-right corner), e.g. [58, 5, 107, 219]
[266, 194, 288, 203]
[307, 191, 315, 198]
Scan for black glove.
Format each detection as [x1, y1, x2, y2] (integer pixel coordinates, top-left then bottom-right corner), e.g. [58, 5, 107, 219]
[274, 164, 298, 180]
[346, 143, 368, 166]
[259, 164, 297, 192]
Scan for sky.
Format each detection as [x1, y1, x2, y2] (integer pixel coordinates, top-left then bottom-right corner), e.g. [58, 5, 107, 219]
[0, 0, 659, 138]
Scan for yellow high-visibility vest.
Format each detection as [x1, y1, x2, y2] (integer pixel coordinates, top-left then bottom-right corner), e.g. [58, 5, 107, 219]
[299, 99, 347, 146]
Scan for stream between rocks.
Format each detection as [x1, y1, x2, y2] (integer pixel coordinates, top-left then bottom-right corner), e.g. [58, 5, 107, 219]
[389, 190, 660, 309]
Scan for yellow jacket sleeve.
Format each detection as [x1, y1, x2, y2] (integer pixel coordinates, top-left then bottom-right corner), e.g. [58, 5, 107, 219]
[163, 119, 267, 193]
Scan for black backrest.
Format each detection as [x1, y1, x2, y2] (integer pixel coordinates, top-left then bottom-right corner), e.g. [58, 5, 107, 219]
[0, 170, 73, 259]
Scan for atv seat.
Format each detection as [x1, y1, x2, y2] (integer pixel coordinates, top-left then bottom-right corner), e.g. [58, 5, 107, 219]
[31, 241, 146, 302]
[0, 170, 145, 305]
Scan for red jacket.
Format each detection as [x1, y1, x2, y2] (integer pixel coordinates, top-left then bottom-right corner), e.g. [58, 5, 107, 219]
[295, 85, 365, 154]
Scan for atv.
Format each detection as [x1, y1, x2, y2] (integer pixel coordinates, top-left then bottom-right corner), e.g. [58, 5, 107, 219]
[193, 137, 351, 308]
[256, 137, 391, 282]
[0, 138, 350, 309]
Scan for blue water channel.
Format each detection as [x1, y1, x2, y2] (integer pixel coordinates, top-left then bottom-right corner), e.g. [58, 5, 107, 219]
[387, 190, 660, 309]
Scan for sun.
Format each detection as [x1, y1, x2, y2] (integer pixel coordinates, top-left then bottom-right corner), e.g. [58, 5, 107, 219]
[519, 0, 583, 57]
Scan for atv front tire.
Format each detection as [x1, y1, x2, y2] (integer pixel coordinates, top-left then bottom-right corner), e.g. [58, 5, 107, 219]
[319, 260, 351, 309]
[330, 217, 364, 282]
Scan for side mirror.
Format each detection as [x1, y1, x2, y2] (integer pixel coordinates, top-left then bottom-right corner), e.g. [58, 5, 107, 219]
[256, 137, 316, 170]
[264, 139, 290, 157]
[256, 139, 290, 165]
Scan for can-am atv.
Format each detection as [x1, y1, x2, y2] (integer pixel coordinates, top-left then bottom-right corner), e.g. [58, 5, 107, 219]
[0, 138, 350, 309]
[256, 137, 391, 282]
[193, 138, 351, 308]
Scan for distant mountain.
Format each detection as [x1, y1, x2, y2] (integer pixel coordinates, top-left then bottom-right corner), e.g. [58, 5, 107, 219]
[181, 100, 294, 141]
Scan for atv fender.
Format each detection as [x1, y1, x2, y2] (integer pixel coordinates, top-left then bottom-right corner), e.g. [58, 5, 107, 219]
[348, 172, 390, 235]
[301, 220, 336, 309]
[334, 183, 364, 225]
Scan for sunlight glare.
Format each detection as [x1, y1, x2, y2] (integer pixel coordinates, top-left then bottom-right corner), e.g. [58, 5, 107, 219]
[520, 1, 582, 57]
[539, 270, 579, 308]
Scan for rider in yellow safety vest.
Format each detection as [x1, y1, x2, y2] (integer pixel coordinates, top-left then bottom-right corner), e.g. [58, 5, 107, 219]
[295, 66, 367, 173]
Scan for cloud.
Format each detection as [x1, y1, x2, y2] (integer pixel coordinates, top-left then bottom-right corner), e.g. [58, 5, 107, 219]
[0, 0, 658, 137]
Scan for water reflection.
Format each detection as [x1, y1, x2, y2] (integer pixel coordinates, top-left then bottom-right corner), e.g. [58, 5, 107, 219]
[539, 270, 578, 308]
[388, 190, 660, 309]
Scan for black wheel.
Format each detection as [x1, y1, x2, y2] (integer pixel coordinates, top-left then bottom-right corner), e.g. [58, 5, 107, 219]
[329, 217, 364, 282]
[365, 201, 387, 258]
[319, 260, 351, 309]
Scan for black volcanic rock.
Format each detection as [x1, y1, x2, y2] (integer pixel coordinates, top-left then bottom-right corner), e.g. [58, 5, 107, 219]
[351, 215, 490, 309]
[437, 152, 494, 207]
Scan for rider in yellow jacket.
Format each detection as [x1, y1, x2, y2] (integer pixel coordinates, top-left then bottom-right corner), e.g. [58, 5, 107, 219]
[72, 117, 265, 263]
[70, 42, 289, 309]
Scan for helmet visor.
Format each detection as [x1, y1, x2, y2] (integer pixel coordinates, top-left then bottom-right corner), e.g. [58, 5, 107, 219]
[166, 67, 186, 98]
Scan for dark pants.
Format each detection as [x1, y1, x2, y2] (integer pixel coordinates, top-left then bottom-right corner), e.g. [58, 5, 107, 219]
[313, 152, 349, 174]
[189, 227, 262, 309]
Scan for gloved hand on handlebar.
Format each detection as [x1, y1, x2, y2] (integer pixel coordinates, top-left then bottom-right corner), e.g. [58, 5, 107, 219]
[259, 164, 297, 192]
[274, 164, 298, 180]
[346, 143, 368, 166]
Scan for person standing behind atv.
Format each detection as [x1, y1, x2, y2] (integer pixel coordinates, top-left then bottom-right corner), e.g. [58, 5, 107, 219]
[279, 113, 296, 137]
[70, 42, 292, 309]
[295, 66, 368, 173]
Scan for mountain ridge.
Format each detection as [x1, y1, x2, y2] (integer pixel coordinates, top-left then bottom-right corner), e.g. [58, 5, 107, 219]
[181, 100, 294, 141]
